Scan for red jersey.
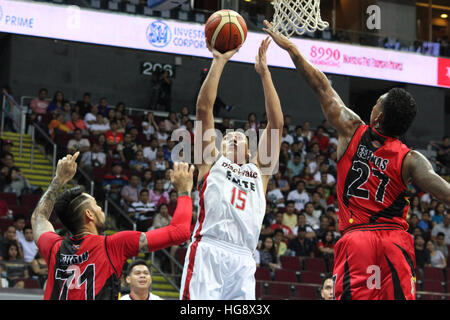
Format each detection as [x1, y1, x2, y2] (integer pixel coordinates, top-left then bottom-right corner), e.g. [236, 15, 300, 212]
[38, 231, 141, 300]
[337, 125, 411, 234]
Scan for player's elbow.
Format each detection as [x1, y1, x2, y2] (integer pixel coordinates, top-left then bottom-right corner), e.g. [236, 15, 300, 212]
[172, 224, 192, 245]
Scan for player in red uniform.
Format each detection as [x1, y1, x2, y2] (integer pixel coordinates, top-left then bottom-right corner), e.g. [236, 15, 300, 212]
[31, 152, 194, 300]
[264, 21, 450, 300]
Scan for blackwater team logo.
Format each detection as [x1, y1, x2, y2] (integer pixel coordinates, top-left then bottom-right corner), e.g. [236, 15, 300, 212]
[146, 20, 172, 48]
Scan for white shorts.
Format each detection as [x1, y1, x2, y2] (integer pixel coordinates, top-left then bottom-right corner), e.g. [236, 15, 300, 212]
[179, 236, 257, 300]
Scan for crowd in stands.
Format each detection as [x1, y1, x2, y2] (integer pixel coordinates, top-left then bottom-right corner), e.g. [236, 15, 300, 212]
[1, 85, 450, 299]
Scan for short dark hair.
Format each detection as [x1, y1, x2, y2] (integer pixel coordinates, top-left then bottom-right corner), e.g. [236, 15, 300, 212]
[140, 189, 149, 196]
[127, 259, 149, 275]
[436, 232, 445, 238]
[54, 186, 91, 235]
[380, 88, 417, 137]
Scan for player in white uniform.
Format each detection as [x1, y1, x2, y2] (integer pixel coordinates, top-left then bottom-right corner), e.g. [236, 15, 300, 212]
[180, 38, 284, 300]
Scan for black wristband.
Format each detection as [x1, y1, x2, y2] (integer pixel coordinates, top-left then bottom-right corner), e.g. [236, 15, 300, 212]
[177, 192, 190, 197]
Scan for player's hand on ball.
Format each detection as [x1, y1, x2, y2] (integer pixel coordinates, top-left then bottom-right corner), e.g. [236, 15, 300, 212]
[262, 20, 294, 51]
[255, 37, 271, 76]
[170, 162, 195, 195]
[55, 152, 79, 185]
[206, 39, 242, 63]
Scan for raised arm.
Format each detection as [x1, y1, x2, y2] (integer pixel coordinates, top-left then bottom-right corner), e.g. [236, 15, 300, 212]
[403, 150, 450, 205]
[263, 21, 363, 153]
[31, 152, 80, 243]
[195, 42, 241, 181]
[138, 162, 194, 253]
[254, 37, 284, 191]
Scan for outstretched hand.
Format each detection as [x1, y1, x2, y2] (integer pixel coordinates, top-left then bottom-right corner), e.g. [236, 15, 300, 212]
[170, 162, 195, 195]
[206, 39, 242, 64]
[262, 20, 294, 51]
[255, 37, 271, 76]
[55, 152, 79, 185]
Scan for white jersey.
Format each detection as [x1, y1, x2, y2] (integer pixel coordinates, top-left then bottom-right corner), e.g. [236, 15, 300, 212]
[194, 154, 266, 252]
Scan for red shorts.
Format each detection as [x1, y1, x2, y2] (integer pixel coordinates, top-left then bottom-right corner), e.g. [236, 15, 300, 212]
[333, 228, 416, 300]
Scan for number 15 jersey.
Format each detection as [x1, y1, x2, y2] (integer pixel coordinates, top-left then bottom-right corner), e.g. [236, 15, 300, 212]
[195, 154, 266, 252]
[337, 125, 411, 235]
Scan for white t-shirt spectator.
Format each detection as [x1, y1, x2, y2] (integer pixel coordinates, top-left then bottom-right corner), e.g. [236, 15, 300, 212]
[19, 238, 38, 263]
[143, 146, 157, 162]
[292, 224, 315, 236]
[287, 190, 310, 212]
[267, 188, 285, 208]
[89, 122, 110, 133]
[304, 211, 321, 229]
[431, 224, 450, 245]
[67, 138, 91, 152]
[281, 134, 294, 145]
[80, 151, 106, 168]
[84, 112, 97, 127]
[141, 122, 156, 140]
[430, 250, 446, 268]
[120, 293, 162, 300]
[313, 172, 336, 184]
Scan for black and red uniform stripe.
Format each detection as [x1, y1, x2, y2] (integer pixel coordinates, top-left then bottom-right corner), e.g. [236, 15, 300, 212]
[333, 125, 416, 300]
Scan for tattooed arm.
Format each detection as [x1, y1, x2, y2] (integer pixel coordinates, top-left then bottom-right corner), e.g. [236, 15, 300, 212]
[31, 152, 80, 244]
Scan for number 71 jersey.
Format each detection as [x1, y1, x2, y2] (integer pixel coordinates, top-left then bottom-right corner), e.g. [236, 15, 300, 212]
[337, 125, 411, 234]
[195, 155, 266, 252]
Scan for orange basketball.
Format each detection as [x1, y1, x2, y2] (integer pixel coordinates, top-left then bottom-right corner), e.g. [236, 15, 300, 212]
[205, 10, 247, 54]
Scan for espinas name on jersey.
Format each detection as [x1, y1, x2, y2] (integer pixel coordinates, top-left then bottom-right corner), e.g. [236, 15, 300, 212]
[357, 145, 389, 171]
[60, 252, 89, 266]
[221, 162, 259, 179]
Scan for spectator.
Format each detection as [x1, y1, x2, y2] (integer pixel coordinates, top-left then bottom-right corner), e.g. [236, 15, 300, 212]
[292, 213, 316, 239]
[258, 236, 280, 272]
[287, 180, 310, 212]
[431, 136, 450, 174]
[270, 212, 294, 241]
[282, 201, 298, 231]
[65, 111, 88, 136]
[161, 168, 174, 193]
[80, 142, 106, 174]
[120, 260, 162, 300]
[159, 70, 172, 112]
[103, 163, 129, 203]
[273, 171, 290, 194]
[267, 179, 285, 209]
[273, 229, 288, 257]
[320, 276, 334, 300]
[129, 150, 149, 174]
[105, 120, 124, 152]
[156, 122, 169, 146]
[414, 235, 430, 269]
[29, 88, 49, 115]
[150, 147, 170, 179]
[97, 97, 111, 117]
[435, 232, 448, 259]
[164, 112, 180, 133]
[143, 138, 159, 163]
[121, 175, 141, 207]
[128, 189, 156, 232]
[311, 191, 328, 213]
[313, 162, 336, 187]
[426, 240, 446, 269]
[309, 126, 329, 152]
[281, 125, 294, 145]
[31, 251, 48, 288]
[84, 104, 99, 129]
[67, 129, 91, 155]
[89, 114, 110, 136]
[287, 152, 304, 179]
[106, 108, 116, 125]
[317, 231, 336, 260]
[142, 112, 159, 141]
[314, 215, 331, 240]
[2, 242, 29, 288]
[288, 226, 315, 258]
[60, 101, 72, 123]
[303, 202, 321, 229]
[0, 226, 18, 260]
[0, 152, 16, 171]
[302, 121, 314, 142]
[418, 211, 433, 234]
[431, 212, 450, 245]
[3, 167, 32, 197]
[141, 169, 154, 190]
[431, 202, 446, 226]
[149, 179, 169, 207]
[117, 132, 139, 164]
[75, 92, 92, 117]
[167, 190, 178, 217]
[13, 215, 26, 244]
[18, 226, 38, 264]
[49, 112, 71, 139]
[46, 90, 65, 115]
[97, 133, 110, 155]
[0, 264, 9, 288]
[151, 203, 171, 230]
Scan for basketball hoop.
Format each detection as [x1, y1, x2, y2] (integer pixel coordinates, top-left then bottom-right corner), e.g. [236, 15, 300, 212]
[270, 0, 329, 38]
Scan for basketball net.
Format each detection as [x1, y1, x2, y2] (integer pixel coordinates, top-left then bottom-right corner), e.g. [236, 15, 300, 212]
[270, 0, 329, 38]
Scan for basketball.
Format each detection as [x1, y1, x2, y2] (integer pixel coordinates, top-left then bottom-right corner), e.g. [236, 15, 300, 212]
[205, 10, 247, 54]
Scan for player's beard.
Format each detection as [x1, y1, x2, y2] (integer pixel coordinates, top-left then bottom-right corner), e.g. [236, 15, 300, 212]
[94, 212, 107, 234]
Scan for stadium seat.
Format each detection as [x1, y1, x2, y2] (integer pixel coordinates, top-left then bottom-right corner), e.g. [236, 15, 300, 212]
[423, 267, 445, 281]
[294, 284, 318, 300]
[274, 269, 298, 283]
[9, 206, 32, 219]
[419, 294, 446, 300]
[177, 247, 187, 265]
[0, 219, 14, 233]
[255, 267, 272, 281]
[21, 194, 42, 210]
[255, 282, 263, 299]
[267, 283, 292, 298]
[261, 295, 284, 300]
[93, 167, 109, 182]
[299, 271, 323, 284]
[422, 280, 445, 293]
[0, 193, 18, 206]
[280, 256, 302, 271]
[415, 268, 423, 281]
[22, 278, 41, 289]
[303, 258, 327, 273]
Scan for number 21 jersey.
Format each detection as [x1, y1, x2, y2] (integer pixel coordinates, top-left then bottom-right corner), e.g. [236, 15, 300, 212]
[337, 125, 411, 234]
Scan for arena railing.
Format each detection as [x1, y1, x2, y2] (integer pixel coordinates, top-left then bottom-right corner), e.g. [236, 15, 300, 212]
[1, 91, 28, 157]
[30, 122, 57, 178]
